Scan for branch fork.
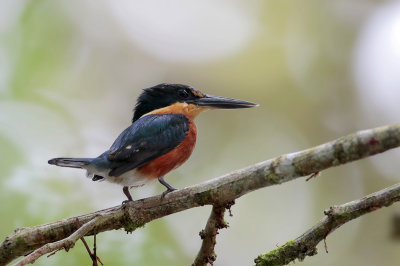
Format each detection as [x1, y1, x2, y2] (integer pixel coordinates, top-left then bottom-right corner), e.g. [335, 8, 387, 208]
[1, 123, 400, 265]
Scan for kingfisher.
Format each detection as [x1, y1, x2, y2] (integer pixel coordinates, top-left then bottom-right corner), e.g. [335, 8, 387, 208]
[48, 84, 257, 202]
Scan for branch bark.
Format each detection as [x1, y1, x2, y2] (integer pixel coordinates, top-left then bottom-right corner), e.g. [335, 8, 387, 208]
[1, 123, 400, 265]
[192, 205, 228, 266]
[12, 215, 106, 266]
[254, 182, 400, 266]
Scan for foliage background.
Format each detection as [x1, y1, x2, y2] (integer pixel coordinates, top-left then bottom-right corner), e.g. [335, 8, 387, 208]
[1, 1, 400, 265]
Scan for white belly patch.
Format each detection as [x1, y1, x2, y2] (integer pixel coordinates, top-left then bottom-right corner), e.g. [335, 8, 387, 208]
[83, 165, 150, 187]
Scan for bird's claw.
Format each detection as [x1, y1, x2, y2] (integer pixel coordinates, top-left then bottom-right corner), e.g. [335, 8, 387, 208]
[160, 187, 177, 200]
[122, 199, 133, 205]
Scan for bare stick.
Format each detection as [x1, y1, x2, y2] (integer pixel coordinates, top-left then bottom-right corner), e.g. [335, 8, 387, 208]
[93, 233, 97, 266]
[75, 218, 95, 264]
[1, 123, 400, 264]
[80, 237, 93, 262]
[76, 218, 102, 266]
[254, 182, 400, 266]
[92, 232, 103, 266]
[192, 205, 228, 266]
[13, 215, 106, 266]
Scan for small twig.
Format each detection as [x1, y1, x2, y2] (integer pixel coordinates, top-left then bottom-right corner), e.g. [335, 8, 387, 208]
[92, 231, 103, 266]
[81, 237, 93, 260]
[192, 205, 228, 266]
[13, 215, 105, 266]
[1, 123, 400, 264]
[93, 233, 97, 258]
[76, 218, 93, 258]
[323, 236, 328, 253]
[225, 200, 235, 217]
[306, 171, 320, 181]
[91, 232, 98, 266]
[254, 182, 400, 266]
[76, 217, 102, 266]
[46, 251, 57, 258]
[96, 255, 104, 266]
[75, 218, 98, 265]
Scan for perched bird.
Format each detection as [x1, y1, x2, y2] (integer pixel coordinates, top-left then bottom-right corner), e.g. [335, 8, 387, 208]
[48, 84, 257, 202]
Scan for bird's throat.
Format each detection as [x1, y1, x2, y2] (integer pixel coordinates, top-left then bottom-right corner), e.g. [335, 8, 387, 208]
[145, 103, 208, 119]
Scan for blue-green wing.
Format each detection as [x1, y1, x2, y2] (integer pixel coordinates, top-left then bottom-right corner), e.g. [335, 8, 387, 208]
[107, 114, 189, 176]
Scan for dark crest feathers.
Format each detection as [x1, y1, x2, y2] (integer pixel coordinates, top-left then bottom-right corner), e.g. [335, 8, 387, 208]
[132, 83, 203, 122]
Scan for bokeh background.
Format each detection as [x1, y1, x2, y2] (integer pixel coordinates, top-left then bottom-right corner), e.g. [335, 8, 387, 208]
[1, 0, 400, 265]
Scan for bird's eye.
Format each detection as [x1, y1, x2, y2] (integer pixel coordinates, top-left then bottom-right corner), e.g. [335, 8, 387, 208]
[178, 89, 190, 98]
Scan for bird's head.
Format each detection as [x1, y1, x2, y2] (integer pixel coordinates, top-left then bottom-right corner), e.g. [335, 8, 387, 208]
[132, 83, 258, 122]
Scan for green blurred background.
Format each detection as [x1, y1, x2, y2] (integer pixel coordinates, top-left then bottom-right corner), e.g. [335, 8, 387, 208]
[1, 0, 400, 265]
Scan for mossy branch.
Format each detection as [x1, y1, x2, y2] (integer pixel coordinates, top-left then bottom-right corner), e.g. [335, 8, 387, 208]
[1, 123, 400, 265]
[254, 182, 400, 266]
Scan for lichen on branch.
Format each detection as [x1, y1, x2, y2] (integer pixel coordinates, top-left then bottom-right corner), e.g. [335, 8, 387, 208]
[254, 183, 400, 266]
[1, 123, 400, 265]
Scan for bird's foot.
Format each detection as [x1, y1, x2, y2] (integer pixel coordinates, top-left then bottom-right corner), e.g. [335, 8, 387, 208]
[158, 176, 177, 200]
[122, 186, 133, 205]
[160, 187, 177, 200]
[122, 199, 133, 205]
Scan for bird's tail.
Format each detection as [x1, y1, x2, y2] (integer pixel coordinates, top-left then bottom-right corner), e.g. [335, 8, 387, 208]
[48, 157, 92, 169]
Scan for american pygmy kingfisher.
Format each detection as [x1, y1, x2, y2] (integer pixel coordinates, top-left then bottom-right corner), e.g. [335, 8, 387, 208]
[49, 84, 257, 201]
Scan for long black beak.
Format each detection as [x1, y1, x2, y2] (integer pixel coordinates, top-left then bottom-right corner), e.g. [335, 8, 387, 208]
[191, 95, 258, 109]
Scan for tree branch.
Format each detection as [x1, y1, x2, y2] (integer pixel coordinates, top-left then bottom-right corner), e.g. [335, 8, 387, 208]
[254, 182, 400, 266]
[192, 205, 228, 266]
[1, 123, 400, 265]
[13, 215, 106, 266]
